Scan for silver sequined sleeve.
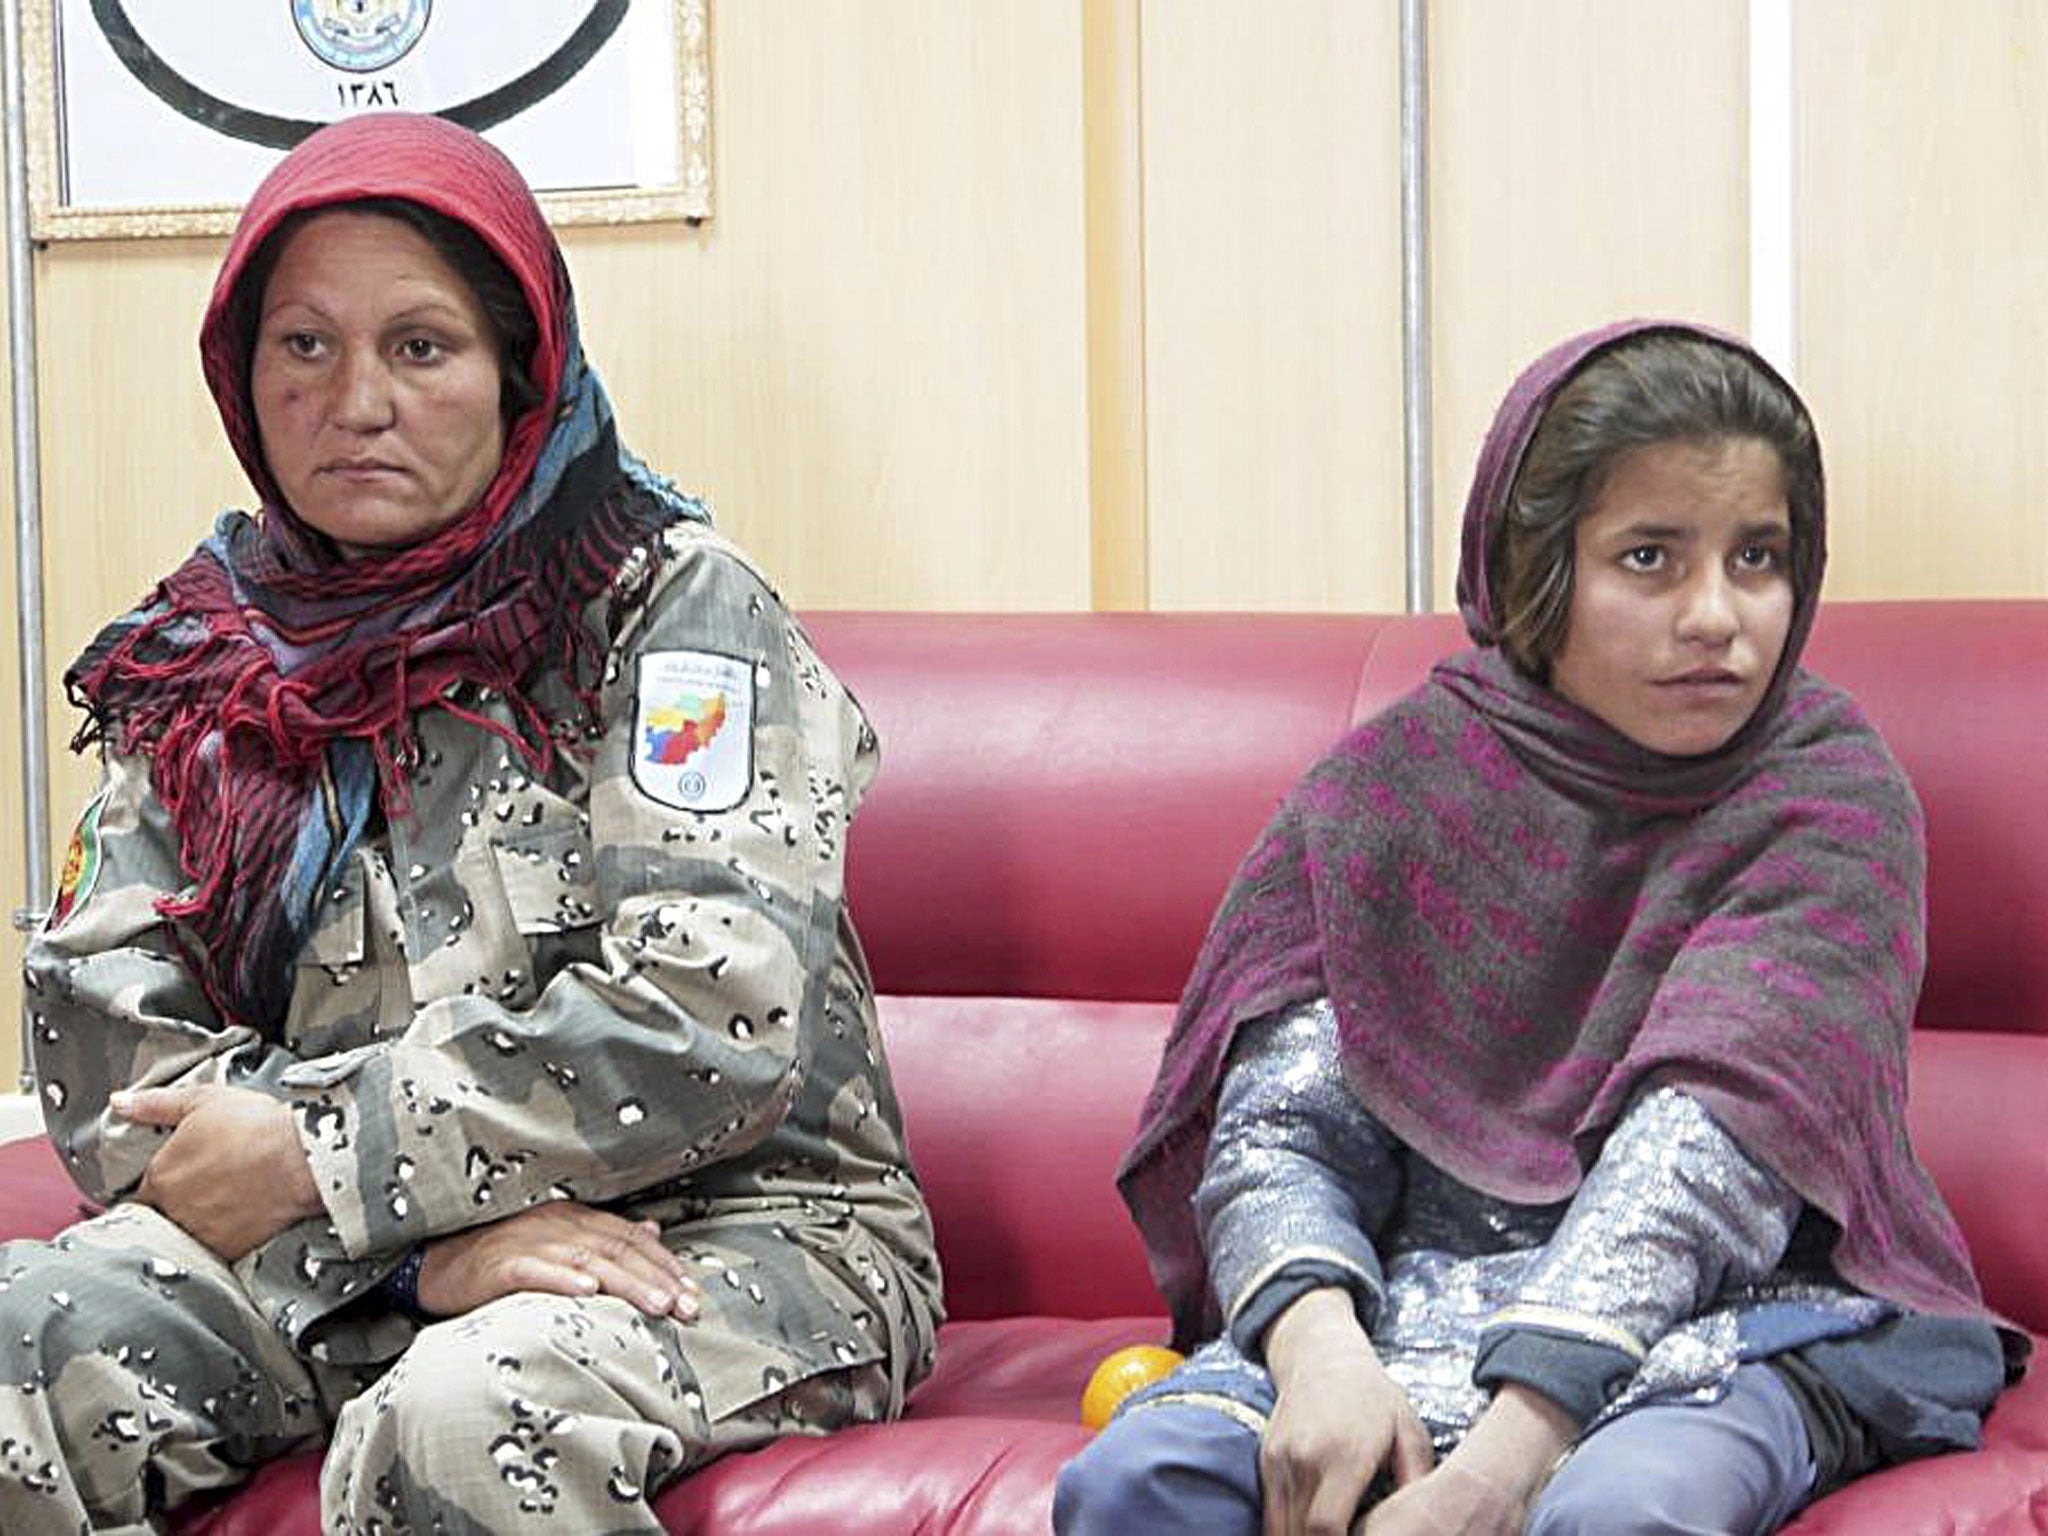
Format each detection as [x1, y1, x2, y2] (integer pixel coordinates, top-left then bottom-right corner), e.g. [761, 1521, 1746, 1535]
[1485, 1085, 1802, 1361]
[1194, 997, 1401, 1339]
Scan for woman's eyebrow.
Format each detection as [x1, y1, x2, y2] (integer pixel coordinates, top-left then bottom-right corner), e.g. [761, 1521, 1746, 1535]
[382, 301, 472, 327]
[259, 297, 470, 324]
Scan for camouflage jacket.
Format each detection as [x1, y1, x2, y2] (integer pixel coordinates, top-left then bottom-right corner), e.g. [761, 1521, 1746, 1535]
[24, 525, 942, 1397]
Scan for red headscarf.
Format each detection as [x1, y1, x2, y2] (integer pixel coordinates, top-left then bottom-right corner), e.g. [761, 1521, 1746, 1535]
[198, 113, 569, 565]
[68, 114, 696, 1030]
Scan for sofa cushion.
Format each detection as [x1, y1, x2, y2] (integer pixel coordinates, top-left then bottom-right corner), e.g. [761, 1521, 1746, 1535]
[658, 1316, 1167, 1533]
[1780, 1342, 2048, 1533]
[1904, 1031, 2048, 1334]
[0, 1134, 90, 1238]
[879, 995, 1168, 1320]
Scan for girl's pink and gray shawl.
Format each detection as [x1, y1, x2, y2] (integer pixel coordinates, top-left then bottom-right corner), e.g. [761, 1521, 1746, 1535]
[1120, 321, 1987, 1350]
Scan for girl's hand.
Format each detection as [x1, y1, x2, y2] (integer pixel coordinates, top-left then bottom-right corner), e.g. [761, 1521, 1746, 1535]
[1355, 1459, 1525, 1536]
[1260, 1287, 1435, 1536]
[115, 1083, 322, 1260]
[414, 1201, 700, 1322]
[1359, 1383, 1574, 1536]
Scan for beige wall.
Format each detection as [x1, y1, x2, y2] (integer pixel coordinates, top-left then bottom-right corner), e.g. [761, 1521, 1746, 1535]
[1140, 3, 1406, 611]
[1797, 1, 2048, 597]
[9, 0, 2048, 1090]
[2, 199, 16, 1093]
[1428, 0, 1751, 606]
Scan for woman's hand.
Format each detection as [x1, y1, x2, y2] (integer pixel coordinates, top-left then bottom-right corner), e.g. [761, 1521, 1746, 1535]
[1259, 1287, 1434, 1536]
[414, 1201, 701, 1323]
[114, 1083, 322, 1260]
[1357, 1383, 1574, 1536]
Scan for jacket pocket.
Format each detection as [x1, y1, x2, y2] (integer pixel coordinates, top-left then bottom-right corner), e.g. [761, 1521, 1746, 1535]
[284, 861, 374, 1054]
[659, 1215, 890, 1424]
[444, 795, 603, 1010]
[488, 808, 601, 937]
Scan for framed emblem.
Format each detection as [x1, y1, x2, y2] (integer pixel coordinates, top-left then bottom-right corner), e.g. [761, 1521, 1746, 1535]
[22, 0, 712, 239]
[291, 1, 434, 75]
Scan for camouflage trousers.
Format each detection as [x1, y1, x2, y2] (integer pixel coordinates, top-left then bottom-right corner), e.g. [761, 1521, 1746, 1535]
[0, 1204, 893, 1534]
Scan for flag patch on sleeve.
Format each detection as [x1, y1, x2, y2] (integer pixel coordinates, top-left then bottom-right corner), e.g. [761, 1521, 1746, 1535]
[46, 789, 110, 932]
[632, 650, 755, 813]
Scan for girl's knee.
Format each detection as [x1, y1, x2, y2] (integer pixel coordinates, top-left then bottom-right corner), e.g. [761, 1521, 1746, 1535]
[1526, 1472, 1681, 1536]
[1054, 1404, 1261, 1536]
[1527, 1478, 1772, 1536]
[1526, 1367, 1814, 1536]
[1053, 1415, 1155, 1531]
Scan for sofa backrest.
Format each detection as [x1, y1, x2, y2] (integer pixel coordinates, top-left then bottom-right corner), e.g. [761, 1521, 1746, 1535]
[810, 613, 1392, 1006]
[807, 604, 2048, 1326]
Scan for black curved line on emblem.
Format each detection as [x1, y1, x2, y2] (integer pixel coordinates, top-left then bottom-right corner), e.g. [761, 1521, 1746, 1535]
[87, 0, 630, 152]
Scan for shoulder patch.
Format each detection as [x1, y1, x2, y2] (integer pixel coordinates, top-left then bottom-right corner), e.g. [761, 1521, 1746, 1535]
[46, 789, 111, 932]
[632, 650, 756, 813]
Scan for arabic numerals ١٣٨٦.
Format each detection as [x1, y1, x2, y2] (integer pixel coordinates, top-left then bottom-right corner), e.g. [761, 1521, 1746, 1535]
[337, 79, 402, 109]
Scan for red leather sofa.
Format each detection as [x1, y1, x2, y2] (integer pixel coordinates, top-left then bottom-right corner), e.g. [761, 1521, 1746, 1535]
[2, 603, 2043, 1532]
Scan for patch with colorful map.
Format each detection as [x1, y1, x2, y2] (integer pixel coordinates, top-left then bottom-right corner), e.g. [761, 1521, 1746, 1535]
[632, 650, 755, 812]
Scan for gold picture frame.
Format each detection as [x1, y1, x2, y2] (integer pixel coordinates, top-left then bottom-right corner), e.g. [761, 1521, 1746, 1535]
[23, 0, 712, 241]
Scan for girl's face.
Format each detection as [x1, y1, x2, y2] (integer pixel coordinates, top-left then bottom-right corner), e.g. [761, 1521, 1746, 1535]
[1550, 436, 1795, 757]
[250, 210, 506, 557]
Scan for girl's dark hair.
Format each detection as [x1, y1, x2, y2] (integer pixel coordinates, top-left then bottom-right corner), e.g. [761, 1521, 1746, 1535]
[1493, 333, 1822, 679]
[236, 195, 545, 425]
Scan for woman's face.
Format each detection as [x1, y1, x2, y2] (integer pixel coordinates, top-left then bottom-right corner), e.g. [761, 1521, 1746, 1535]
[250, 209, 506, 557]
[1550, 436, 1795, 757]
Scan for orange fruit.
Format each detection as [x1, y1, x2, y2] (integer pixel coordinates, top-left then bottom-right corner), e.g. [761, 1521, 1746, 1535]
[1080, 1344, 1185, 1429]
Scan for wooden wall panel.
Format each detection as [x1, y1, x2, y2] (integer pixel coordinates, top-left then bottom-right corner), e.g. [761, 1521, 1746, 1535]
[1796, 2, 2048, 599]
[1427, 0, 1749, 607]
[570, 0, 1092, 612]
[33, 242, 243, 889]
[1139, 1, 1405, 612]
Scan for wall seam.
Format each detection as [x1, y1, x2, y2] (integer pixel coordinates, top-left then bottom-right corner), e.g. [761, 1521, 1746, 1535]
[1083, 0, 1148, 611]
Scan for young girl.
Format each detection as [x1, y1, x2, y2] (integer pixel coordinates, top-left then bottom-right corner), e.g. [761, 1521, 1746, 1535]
[1055, 322, 2015, 1535]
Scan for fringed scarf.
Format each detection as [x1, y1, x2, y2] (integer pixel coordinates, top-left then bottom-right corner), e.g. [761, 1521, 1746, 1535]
[65, 114, 703, 1033]
[1120, 321, 1989, 1350]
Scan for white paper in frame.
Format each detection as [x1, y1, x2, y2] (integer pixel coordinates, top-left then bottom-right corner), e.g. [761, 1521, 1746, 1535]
[22, 0, 712, 240]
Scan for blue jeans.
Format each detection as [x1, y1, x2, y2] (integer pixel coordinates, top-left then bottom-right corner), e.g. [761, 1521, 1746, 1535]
[1054, 1361, 1817, 1536]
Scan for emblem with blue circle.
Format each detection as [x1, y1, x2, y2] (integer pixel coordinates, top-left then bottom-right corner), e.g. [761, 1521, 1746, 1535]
[292, 0, 432, 74]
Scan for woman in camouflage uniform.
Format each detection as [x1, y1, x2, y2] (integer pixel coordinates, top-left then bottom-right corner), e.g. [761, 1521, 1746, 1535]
[4, 113, 939, 1533]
